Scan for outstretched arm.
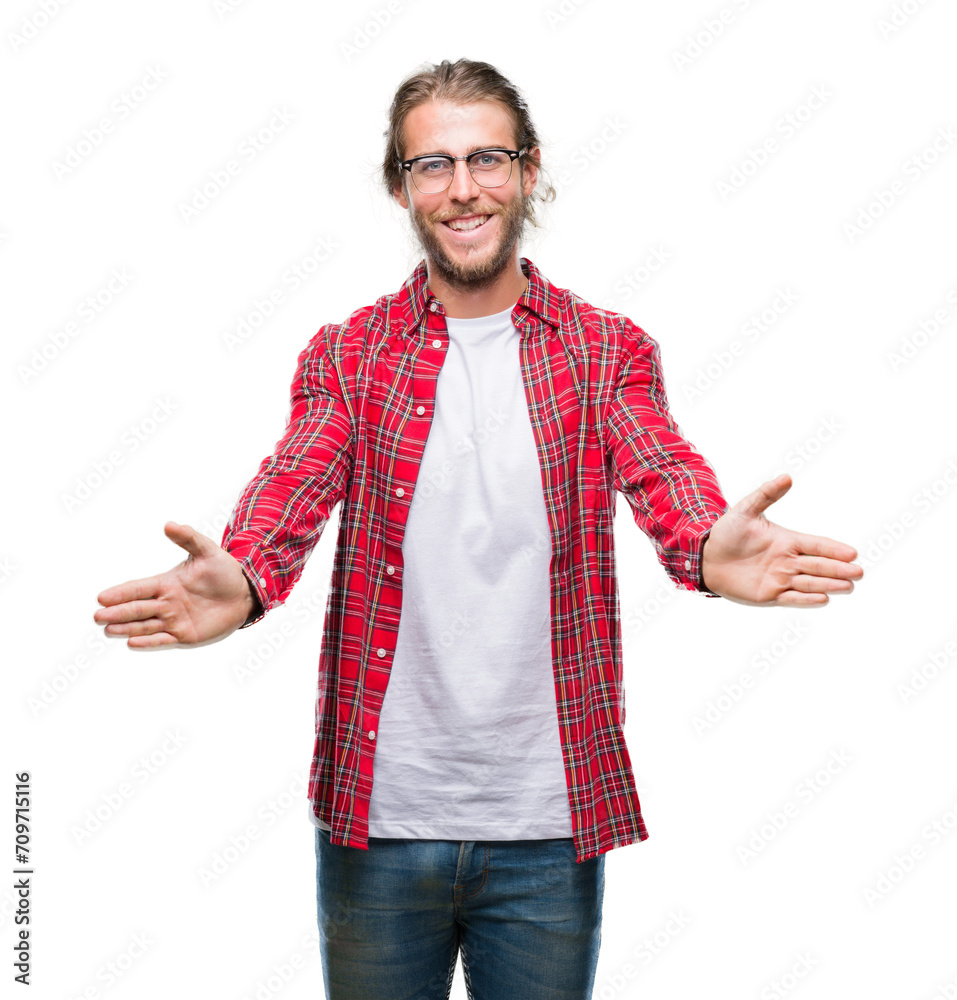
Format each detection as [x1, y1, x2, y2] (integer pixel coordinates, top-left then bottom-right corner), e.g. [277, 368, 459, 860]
[604, 324, 729, 594]
[701, 473, 863, 607]
[94, 323, 353, 647]
[219, 322, 354, 628]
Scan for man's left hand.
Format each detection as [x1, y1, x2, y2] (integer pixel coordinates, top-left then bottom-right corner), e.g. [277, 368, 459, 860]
[701, 473, 863, 607]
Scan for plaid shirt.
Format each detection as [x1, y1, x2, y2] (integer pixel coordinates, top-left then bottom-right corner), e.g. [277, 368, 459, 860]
[221, 256, 729, 863]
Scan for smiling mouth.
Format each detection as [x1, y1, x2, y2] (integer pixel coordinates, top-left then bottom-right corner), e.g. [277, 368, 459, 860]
[441, 214, 492, 232]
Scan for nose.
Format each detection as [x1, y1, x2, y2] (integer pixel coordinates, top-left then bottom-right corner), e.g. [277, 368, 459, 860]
[446, 158, 482, 203]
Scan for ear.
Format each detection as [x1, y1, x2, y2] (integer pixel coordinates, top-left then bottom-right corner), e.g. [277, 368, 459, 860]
[393, 174, 409, 210]
[520, 146, 540, 198]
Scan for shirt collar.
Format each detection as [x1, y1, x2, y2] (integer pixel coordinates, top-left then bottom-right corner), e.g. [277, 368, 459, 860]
[391, 256, 562, 336]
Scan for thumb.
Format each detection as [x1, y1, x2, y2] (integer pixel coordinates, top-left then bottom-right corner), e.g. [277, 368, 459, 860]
[164, 521, 216, 560]
[735, 473, 792, 519]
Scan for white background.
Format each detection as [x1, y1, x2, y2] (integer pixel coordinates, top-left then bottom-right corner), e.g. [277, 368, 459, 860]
[3, 0, 956, 998]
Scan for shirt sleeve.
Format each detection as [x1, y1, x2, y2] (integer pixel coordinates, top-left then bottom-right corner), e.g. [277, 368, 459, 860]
[221, 324, 354, 627]
[603, 322, 729, 597]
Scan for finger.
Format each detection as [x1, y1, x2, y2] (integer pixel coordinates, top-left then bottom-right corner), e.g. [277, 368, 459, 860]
[788, 574, 856, 595]
[791, 555, 864, 581]
[774, 590, 830, 608]
[96, 598, 166, 625]
[164, 521, 214, 559]
[736, 473, 792, 518]
[96, 523, 212, 610]
[104, 617, 167, 637]
[96, 577, 164, 609]
[127, 632, 181, 650]
[792, 531, 861, 565]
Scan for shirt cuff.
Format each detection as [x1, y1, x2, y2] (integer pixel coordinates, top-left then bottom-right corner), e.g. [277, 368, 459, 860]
[226, 542, 275, 628]
[696, 527, 720, 597]
[665, 522, 722, 598]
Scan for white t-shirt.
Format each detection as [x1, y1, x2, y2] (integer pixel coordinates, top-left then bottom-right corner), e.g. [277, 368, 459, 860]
[311, 303, 573, 840]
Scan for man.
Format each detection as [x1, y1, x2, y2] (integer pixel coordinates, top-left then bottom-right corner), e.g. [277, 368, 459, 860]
[94, 59, 862, 1000]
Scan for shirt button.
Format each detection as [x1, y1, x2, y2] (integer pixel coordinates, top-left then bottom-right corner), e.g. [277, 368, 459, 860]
[416, 404, 425, 416]
[432, 339, 442, 348]
[368, 730, 376, 740]
[386, 564, 395, 575]
[429, 301, 438, 312]
[684, 559, 692, 570]
[377, 647, 386, 658]
[395, 487, 405, 497]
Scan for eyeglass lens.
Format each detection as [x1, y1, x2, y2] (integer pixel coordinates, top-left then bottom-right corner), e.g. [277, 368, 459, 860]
[410, 151, 514, 193]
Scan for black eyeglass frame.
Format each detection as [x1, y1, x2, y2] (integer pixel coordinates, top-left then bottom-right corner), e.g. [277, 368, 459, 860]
[395, 147, 528, 192]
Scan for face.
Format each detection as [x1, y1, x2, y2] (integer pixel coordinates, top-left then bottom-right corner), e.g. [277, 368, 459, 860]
[393, 100, 539, 292]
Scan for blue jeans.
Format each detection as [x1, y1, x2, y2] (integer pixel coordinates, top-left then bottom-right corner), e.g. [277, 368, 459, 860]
[314, 827, 605, 1000]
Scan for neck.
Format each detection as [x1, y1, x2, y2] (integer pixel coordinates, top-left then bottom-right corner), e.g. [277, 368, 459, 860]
[425, 253, 528, 318]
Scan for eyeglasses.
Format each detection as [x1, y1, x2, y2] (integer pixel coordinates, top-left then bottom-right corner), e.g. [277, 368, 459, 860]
[396, 147, 527, 194]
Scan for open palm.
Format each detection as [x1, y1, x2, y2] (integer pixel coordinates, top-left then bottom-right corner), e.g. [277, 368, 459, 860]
[93, 522, 256, 649]
[702, 473, 863, 607]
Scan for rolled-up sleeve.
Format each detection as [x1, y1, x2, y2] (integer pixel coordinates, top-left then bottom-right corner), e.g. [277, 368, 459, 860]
[603, 322, 729, 596]
[221, 324, 354, 627]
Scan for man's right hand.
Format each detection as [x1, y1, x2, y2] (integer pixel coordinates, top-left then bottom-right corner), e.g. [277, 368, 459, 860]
[93, 522, 259, 650]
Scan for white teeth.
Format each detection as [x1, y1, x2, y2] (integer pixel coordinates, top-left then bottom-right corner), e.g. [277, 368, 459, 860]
[446, 215, 489, 232]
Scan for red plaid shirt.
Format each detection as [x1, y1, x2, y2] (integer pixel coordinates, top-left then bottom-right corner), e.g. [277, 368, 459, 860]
[221, 256, 729, 863]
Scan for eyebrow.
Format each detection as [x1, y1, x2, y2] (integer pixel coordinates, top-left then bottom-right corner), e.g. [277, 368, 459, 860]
[408, 143, 508, 159]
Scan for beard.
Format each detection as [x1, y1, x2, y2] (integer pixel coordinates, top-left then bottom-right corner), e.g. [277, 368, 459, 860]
[408, 186, 531, 293]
